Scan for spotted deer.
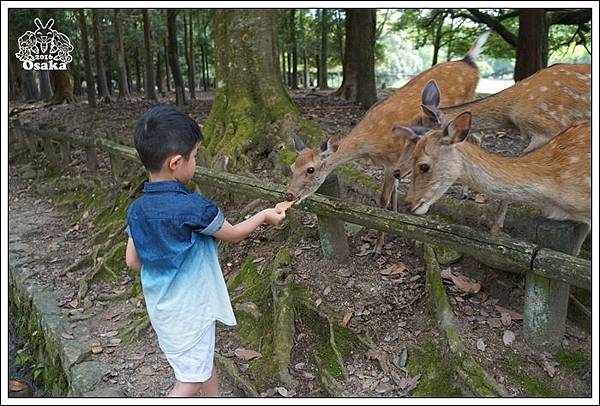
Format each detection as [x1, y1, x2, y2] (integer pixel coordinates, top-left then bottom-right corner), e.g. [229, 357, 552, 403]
[399, 113, 590, 255]
[408, 63, 591, 233]
[287, 32, 490, 254]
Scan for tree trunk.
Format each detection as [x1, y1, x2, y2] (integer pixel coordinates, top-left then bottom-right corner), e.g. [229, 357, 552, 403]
[39, 70, 53, 100]
[135, 46, 142, 93]
[92, 10, 111, 103]
[290, 9, 299, 89]
[302, 50, 308, 88]
[185, 11, 196, 99]
[315, 53, 320, 88]
[156, 50, 164, 95]
[432, 14, 443, 66]
[22, 69, 40, 100]
[72, 63, 82, 96]
[167, 10, 186, 106]
[200, 44, 208, 91]
[287, 51, 292, 87]
[335, 9, 377, 109]
[514, 9, 547, 81]
[142, 9, 157, 100]
[163, 38, 171, 92]
[47, 10, 75, 104]
[204, 9, 324, 170]
[78, 9, 96, 107]
[9, 56, 23, 100]
[319, 9, 329, 90]
[114, 9, 130, 100]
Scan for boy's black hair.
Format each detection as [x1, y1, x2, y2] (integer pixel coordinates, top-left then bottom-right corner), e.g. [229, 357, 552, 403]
[133, 105, 203, 173]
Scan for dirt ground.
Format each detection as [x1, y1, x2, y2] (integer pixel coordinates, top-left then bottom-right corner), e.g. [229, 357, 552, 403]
[7, 90, 592, 397]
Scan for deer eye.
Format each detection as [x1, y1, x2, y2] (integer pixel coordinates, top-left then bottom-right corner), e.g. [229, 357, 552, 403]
[306, 167, 315, 174]
[419, 163, 430, 173]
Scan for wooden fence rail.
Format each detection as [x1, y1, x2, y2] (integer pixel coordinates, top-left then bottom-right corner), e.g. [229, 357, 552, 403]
[11, 120, 592, 350]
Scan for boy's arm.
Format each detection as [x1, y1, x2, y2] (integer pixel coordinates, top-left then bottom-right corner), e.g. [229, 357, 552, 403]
[213, 208, 284, 243]
[125, 237, 142, 272]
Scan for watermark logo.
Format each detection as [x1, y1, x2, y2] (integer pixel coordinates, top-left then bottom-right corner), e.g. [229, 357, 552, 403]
[15, 18, 73, 71]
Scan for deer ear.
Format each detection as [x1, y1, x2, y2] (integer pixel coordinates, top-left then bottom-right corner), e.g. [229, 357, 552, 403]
[441, 112, 471, 145]
[421, 80, 441, 107]
[292, 135, 308, 152]
[421, 104, 445, 126]
[320, 135, 340, 156]
[45, 19, 55, 29]
[34, 18, 43, 29]
[392, 126, 421, 144]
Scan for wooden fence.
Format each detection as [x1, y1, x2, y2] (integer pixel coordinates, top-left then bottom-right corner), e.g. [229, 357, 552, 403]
[10, 120, 592, 351]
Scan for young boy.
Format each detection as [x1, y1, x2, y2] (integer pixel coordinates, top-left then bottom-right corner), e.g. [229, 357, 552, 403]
[124, 106, 286, 397]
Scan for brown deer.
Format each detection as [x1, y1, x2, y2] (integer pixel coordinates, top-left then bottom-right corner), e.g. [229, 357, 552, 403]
[407, 63, 591, 233]
[287, 32, 490, 254]
[398, 113, 590, 255]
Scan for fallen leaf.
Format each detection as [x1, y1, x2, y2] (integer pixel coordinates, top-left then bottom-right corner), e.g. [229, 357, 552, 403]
[323, 286, 331, 296]
[108, 338, 122, 346]
[474, 194, 486, 204]
[476, 339, 486, 352]
[356, 243, 372, 257]
[393, 347, 408, 369]
[252, 257, 265, 264]
[341, 311, 353, 328]
[101, 330, 119, 338]
[315, 298, 322, 307]
[495, 305, 523, 320]
[275, 386, 289, 397]
[9, 380, 27, 392]
[380, 261, 407, 277]
[375, 382, 394, 394]
[535, 352, 558, 377]
[62, 332, 74, 340]
[68, 299, 79, 309]
[503, 330, 516, 346]
[449, 273, 481, 294]
[91, 346, 103, 354]
[500, 312, 512, 327]
[440, 268, 453, 280]
[365, 350, 379, 361]
[234, 348, 262, 361]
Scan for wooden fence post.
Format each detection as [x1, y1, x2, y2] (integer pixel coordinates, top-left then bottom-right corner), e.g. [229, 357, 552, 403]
[38, 123, 59, 166]
[85, 137, 99, 176]
[57, 127, 71, 166]
[315, 174, 350, 261]
[523, 218, 575, 350]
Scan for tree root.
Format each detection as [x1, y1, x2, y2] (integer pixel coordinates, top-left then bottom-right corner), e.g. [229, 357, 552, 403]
[214, 353, 259, 397]
[423, 244, 509, 397]
[120, 312, 150, 344]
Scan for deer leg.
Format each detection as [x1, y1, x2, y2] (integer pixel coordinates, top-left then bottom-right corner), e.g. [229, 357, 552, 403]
[490, 201, 509, 235]
[572, 222, 590, 256]
[374, 171, 396, 255]
[392, 179, 399, 213]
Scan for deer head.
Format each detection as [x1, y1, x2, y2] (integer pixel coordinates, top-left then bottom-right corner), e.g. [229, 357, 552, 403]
[399, 112, 472, 214]
[284, 134, 340, 202]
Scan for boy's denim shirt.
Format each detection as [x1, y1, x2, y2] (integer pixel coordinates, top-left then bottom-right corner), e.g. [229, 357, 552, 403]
[127, 180, 236, 354]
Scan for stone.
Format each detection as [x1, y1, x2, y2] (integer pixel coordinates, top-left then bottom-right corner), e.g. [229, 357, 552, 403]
[234, 302, 262, 320]
[70, 361, 111, 396]
[83, 386, 125, 397]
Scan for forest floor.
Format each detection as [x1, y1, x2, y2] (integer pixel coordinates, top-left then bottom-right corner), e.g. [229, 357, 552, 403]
[7, 89, 592, 398]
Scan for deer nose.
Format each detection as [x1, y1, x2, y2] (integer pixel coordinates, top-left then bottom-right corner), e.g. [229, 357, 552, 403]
[284, 192, 296, 202]
[393, 170, 402, 180]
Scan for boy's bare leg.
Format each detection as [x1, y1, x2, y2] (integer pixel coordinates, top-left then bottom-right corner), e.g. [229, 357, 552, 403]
[200, 366, 219, 397]
[168, 381, 203, 397]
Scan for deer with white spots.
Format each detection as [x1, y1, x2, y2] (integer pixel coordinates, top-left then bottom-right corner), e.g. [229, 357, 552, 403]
[401, 63, 591, 234]
[286, 32, 490, 254]
[399, 114, 590, 255]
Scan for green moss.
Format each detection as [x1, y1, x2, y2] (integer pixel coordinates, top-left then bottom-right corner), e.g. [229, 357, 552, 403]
[406, 341, 462, 397]
[555, 350, 590, 373]
[336, 164, 381, 197]
[501, 357, 565, 397]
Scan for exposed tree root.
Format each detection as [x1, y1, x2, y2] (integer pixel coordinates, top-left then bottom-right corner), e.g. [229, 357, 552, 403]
[423, 244, 509, 397]
[120, 312, 150, 344]
[214, 353, 259, 397]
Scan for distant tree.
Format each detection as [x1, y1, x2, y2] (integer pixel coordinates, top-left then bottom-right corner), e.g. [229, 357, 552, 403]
[335, 9, 377, 109]
[92, 10, 111, 102]
[290, 9, 299, 89]
[38, 70, 53, 100]
[185, 10, 196, 99]
[47, 10, 75, 104]
[142, 9, 157, 100]
[114, 9, 130, 100]
[77, 9, 96, 107]
[167, 10, 186, 106]
[318, 9, 329, 89]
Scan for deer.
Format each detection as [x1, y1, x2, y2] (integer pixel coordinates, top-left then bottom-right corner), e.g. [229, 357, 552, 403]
[287, 32, 490, 254]
[398, 113, 590, 256]
[406, 63, 591, 234]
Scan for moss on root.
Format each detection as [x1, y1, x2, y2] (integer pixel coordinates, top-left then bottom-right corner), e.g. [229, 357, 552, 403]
[500, 356, 565, 397]
[555, 349, 590, 374]
[406, 341, 462, 397]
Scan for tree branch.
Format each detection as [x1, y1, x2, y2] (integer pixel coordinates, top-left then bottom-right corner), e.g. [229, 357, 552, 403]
[547, 9, 591, 27]
[466, 9, 518, 47]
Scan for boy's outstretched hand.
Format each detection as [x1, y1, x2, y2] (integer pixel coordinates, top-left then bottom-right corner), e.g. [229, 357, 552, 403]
[263, 207, 286, 225]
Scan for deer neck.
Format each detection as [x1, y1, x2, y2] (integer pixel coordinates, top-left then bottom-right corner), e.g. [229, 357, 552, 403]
[456, 143, 540, 202]
[325, 126, 374, 170]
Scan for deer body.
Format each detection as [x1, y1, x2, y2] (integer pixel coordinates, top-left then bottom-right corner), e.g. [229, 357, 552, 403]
[404, 114, 590, 254]
[422, 63, 591, 153]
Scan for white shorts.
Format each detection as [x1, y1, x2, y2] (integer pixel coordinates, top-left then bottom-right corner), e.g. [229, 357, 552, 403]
[164, 322, 215, 383]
